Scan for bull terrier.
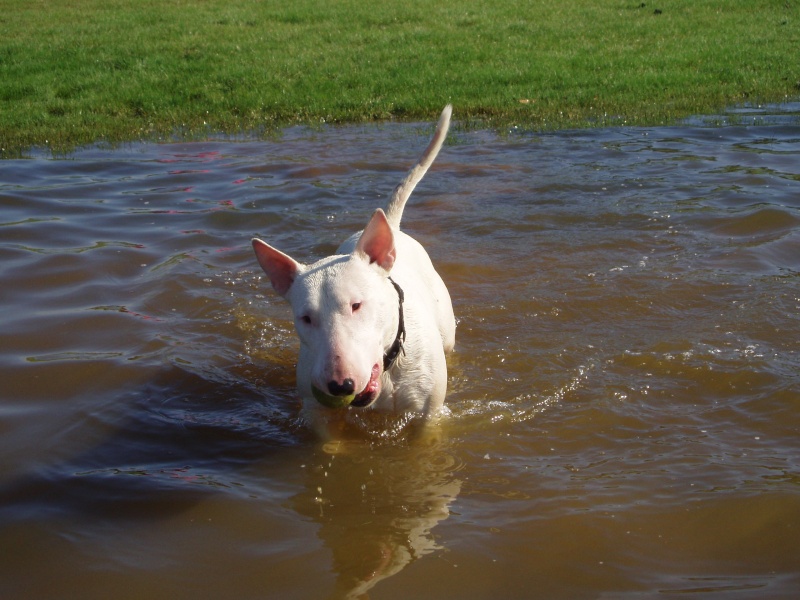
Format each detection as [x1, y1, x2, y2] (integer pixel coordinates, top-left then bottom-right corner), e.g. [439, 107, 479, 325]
[252, 106, 455, 437]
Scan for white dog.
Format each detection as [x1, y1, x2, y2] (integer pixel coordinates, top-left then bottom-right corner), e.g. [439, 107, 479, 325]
[252, 105, 455, 436]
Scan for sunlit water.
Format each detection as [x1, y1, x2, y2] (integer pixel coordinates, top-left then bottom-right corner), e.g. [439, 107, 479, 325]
[1, 104, 799, 599]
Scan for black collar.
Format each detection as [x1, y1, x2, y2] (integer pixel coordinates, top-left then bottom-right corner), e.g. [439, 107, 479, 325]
[383, 277, 406, 371]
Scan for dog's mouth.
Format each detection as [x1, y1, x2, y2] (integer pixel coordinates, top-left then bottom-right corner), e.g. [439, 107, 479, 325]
[350, 363, 381, 408]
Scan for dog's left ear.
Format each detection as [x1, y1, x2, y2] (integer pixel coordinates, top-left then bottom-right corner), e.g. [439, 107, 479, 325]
[356, 209, 396, 272]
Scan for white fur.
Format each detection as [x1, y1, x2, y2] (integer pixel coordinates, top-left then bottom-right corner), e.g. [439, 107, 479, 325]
[253, 106, 455, 436]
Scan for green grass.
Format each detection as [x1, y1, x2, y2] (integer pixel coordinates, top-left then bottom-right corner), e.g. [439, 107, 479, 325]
[1, 0, 798, 156]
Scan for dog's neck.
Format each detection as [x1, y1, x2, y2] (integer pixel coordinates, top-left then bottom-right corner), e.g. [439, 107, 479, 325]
[383, 277, 406, 371]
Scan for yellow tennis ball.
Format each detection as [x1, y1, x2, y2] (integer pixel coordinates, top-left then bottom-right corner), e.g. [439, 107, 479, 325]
[312, 385, 356, 408]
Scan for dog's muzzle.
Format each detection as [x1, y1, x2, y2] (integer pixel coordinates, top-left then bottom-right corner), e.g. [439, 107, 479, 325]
[313, 363, 382, 409]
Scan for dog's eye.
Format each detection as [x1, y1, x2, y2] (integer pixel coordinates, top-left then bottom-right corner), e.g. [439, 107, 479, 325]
[352, 302, 362, 313]
[299, 315, 312, 325]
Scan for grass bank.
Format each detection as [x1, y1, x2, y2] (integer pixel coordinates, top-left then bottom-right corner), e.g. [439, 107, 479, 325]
[1, 0, 798, 156]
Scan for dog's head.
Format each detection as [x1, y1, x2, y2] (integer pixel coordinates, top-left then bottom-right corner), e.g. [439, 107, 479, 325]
[253, 209, 400, 409]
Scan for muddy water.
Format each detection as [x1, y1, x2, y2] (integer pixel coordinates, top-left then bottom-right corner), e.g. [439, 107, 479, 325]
[1, 106, 799, 599]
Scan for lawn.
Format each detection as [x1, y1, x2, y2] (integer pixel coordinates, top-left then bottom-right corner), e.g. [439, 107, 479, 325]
[0, 0, 797, 156]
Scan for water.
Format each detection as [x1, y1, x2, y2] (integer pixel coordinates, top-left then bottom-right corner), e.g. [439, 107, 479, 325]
[1, 105, 799, 599]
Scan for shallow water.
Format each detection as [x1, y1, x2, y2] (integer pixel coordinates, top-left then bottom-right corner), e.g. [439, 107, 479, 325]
[1, 105, 799, 599]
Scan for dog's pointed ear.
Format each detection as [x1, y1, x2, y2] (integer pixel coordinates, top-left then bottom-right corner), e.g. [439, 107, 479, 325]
[252, 238, 302, 296]
[356, 209, 396, 271]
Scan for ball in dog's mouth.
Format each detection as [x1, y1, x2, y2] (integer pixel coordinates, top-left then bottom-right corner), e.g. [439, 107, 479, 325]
[311, 386, 356, 408]
[313, 364, 381, 409]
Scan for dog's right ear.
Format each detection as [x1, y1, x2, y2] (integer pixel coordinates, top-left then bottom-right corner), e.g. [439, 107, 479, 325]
[252, 238, 301, 297]
[356, 209, 396, 272]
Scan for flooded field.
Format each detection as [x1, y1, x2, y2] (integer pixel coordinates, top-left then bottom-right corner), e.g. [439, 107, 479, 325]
[1, 105, 799, 599]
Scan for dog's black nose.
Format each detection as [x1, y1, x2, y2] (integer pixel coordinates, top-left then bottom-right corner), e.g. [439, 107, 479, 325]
[328, 378, 356, 396]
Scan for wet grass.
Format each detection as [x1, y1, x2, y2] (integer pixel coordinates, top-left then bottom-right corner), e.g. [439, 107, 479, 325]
[1, 0, 798, 156]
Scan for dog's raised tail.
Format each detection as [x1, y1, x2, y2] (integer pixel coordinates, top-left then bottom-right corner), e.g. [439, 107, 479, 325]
[385, 104, 452, 229]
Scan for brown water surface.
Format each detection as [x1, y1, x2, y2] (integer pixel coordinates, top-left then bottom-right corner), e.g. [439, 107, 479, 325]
[1, 106, 799, 599]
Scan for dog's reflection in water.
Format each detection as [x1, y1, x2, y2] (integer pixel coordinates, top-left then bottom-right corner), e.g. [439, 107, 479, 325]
[292, 424, 462, 599]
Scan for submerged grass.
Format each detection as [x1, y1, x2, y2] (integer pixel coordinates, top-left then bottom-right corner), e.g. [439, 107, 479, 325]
[1, 0, 798, 156]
